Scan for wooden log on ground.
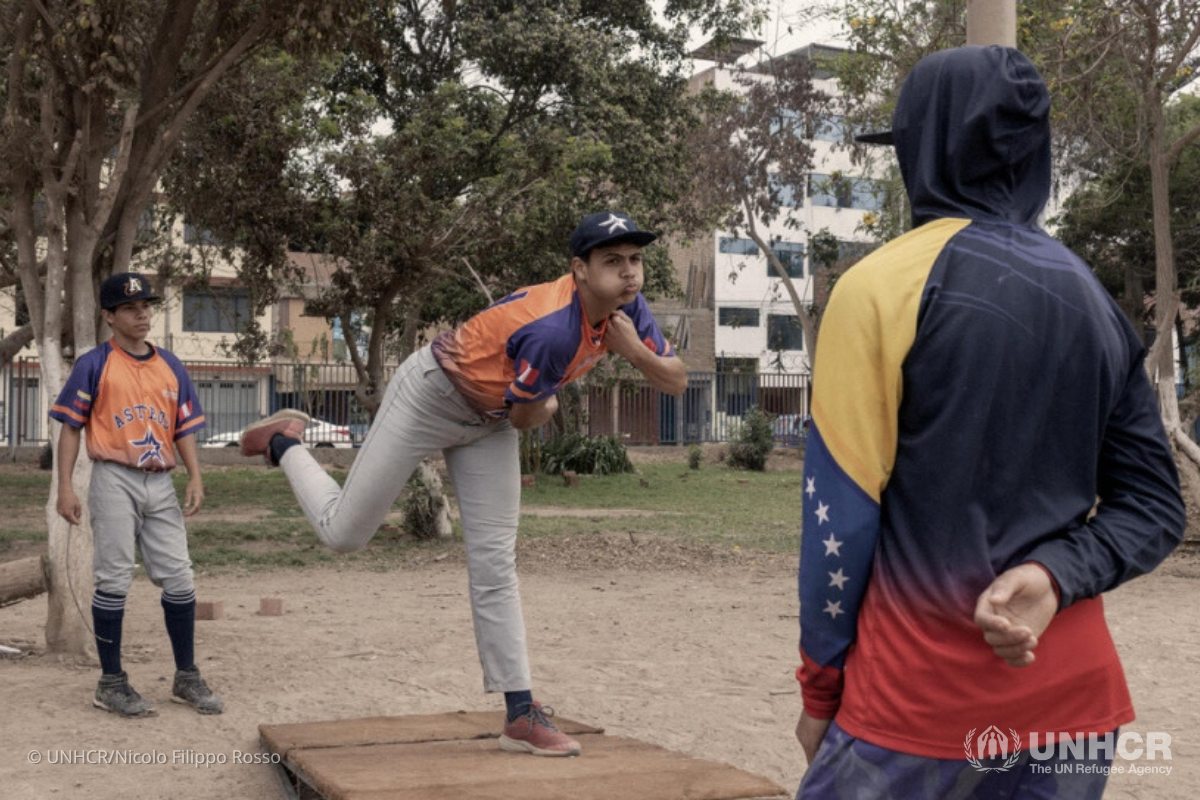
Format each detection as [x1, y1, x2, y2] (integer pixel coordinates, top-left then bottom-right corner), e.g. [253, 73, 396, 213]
[0, 556, 50, 606]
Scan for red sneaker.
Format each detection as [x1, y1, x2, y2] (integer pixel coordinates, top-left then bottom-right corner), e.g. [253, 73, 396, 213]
[239, 410, 309, 464]
[499, 702, 582, 757]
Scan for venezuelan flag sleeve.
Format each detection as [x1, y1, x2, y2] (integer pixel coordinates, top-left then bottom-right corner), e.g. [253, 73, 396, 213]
[797, 218, 970, 717]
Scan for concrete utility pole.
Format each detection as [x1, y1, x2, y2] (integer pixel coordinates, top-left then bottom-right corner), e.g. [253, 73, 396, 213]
[966, 0, 1017, 47]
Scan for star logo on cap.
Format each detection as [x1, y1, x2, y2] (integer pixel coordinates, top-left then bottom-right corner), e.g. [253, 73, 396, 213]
[599, 213, 630, 234]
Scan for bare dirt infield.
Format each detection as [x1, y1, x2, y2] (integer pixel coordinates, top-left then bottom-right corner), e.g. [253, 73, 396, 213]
[1, 448, 1198, 799]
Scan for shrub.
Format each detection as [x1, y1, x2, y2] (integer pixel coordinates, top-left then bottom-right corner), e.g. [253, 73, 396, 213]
[541, 432, 634, 476]
[687, 444, 703, 470]
[727, 406, 776, 471]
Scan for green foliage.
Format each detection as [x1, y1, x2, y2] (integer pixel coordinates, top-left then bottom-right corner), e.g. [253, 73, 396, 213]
[541, 433, 635, 476]
[812, 1, 968, 241]
[688, 444, 703, 470]
[1055, 95, 1200, 316]
[726, 406, 776, 471]
[171, 0, 757, 384]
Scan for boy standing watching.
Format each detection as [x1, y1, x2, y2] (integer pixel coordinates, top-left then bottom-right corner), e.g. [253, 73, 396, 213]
[51, 271, 223, 717]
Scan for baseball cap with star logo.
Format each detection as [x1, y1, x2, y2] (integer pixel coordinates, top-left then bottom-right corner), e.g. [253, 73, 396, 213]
[100, 272, 162, 311]
[569, 211, 658, 259]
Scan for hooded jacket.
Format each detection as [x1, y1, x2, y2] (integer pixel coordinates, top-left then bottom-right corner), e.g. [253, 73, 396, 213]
[797, 46, 1184, 758]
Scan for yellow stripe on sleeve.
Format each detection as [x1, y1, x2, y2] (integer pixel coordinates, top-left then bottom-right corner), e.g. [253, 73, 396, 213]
[811, 218, 971, 502]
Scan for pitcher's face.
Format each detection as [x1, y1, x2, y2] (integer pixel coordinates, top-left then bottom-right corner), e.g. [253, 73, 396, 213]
[573, 242, 645, 311]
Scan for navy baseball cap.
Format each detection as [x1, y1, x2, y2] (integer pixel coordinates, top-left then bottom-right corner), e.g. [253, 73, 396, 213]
[570, 212, 658, 258]
[100, 272, 161, 311]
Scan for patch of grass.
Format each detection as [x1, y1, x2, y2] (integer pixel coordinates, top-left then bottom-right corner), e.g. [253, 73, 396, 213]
[181, 468, 326, 516]
[0, 458, 804, 571]
[519, 462, 801, 552]
[0, 470, 53, 556]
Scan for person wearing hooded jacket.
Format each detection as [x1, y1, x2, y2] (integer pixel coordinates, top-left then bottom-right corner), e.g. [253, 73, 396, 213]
[793, 46, 1185, 798]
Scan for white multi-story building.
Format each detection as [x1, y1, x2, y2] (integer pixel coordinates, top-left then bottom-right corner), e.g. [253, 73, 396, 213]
[662, 43, 883, 378]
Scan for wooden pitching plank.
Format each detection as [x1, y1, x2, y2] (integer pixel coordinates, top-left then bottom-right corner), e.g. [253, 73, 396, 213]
[261, 713, 788, 800]
[261, 711, 602, 757]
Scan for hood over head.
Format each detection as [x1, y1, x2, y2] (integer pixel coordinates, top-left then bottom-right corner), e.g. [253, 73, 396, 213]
[888, 46, 1051, 228]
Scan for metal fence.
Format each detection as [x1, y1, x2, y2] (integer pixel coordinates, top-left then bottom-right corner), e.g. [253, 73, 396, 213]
[586, 370, 810, 445]
[2, 357, 810, 448]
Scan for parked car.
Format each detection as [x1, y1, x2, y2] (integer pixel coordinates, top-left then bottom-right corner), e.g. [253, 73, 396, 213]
[202, 417, 356, 449]
[772, 413, 809, 447]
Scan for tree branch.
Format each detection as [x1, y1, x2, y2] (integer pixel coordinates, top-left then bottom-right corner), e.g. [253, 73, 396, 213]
[0, 324, 34, 365]
[459, 257, 495, 303]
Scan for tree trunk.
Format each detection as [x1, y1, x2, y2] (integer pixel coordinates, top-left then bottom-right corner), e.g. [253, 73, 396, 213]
[1145, 99, 1189, 450]
[43, 424, 97, 660]
[0, 325, 35, 366]
[743, 206, 819, 372]
[1171, 427, 1200, 543]
[1141, 87, 1200, 522]
[407, 460, 453, 540]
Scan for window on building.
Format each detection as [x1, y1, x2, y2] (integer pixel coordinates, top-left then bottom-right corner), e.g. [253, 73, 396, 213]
[770, 107, 804, 138]
[183, 220, 220, 246]
[766, 241, 805, 279]
[811, 239, 877, 271]
[135, 206, 157, 244]
[719, 237, 760, 256]
[808, 173, 840, 207]
[769, 173, 802, 208]
[183, 287, 251, 333]
[850, 178, 885, 211]
[809, 174, 885, 211]
[810, 114, 846, 142]
[768, 314, 805, 352]
[718, 307, 761, 327]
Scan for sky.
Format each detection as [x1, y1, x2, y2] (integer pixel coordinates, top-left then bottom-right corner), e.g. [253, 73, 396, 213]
[684, 0, 848, 70]
[757, 0, 847, 53]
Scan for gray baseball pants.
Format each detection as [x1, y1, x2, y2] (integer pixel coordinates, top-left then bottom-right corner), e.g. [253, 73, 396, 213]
[89, 460, 195, 596]
[279, 344, 528, 692]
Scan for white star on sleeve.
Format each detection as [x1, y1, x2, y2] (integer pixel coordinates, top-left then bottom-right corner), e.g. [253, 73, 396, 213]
[805, 477, 816, 498]
[823, 600, 844, 619]
[828, 568, 849, 590]
[815, 501, 830, 524]
[822, 533, 842, 557]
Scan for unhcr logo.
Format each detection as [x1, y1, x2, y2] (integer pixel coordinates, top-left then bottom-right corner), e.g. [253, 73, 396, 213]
[964, 726, 1022, 772]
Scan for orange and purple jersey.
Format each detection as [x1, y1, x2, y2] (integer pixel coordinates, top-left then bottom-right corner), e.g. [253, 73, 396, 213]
[49, 340, 205, 471]
[432, 273, 674, 417]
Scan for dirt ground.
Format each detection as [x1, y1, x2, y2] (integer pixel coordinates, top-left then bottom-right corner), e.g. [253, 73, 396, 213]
[2, 448, 1199, 800]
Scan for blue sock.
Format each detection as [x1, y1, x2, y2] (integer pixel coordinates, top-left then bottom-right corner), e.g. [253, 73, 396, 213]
[91, 590, 126, 675]
[161, 589, 197, 671]
[269, 433, 302, 465]
[505, 690, 534, 722]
